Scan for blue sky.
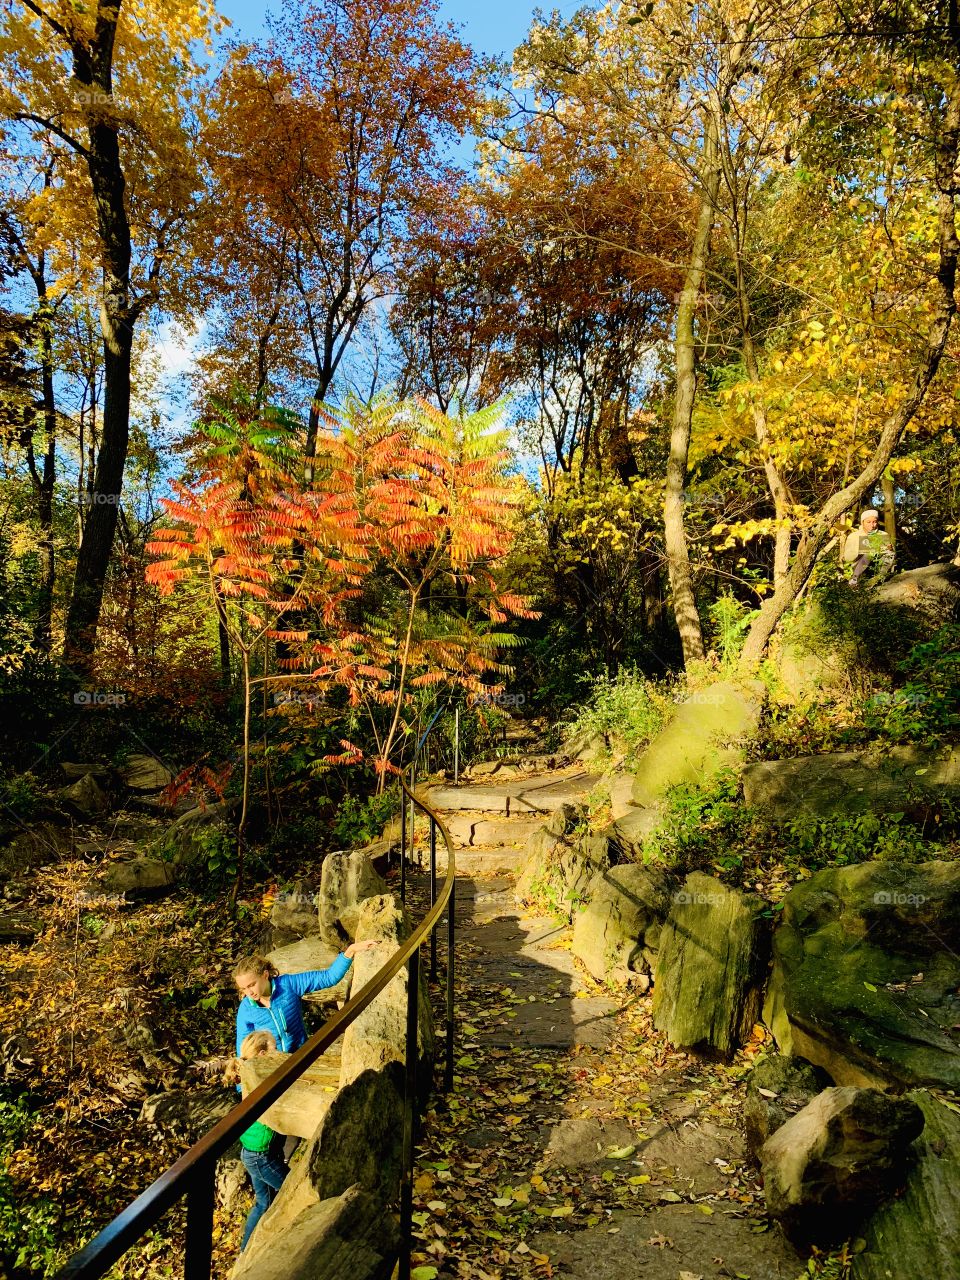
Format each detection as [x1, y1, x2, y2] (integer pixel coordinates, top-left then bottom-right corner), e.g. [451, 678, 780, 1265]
[214, 0, 540, 60]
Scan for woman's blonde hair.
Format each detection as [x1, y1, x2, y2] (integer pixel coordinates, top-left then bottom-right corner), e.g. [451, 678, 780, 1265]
[240, 1031, 278, 1060]
[233, 954, 279, 984]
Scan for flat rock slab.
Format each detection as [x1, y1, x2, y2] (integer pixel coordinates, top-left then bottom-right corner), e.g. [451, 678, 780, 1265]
[456, 882, 619, 1051]
[436, 850, 524, 877]
[636, 1116, 746, 1195]
[532, 1205, 803, 1279]
[441, 813, 545, 847]
[427, 769, 598, 814]
[540, 1117, 639, 1168]
[0, 911, 41, 945]
[121, 753, 174, 791]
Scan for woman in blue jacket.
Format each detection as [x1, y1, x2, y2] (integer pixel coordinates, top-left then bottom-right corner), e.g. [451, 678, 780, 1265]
[233, 943, 374, 1057]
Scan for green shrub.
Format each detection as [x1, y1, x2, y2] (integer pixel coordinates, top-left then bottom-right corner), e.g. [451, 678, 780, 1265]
[331, 789, 400, 847]
[783, 810, 937, 869]
[563, 668, 667, 760]
[707, 593, 758, 667]
[0, 770, 41, 819]
[645, 769, 753, 873]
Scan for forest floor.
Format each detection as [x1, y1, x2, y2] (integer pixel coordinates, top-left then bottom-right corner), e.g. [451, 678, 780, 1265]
[409, 874, 817, 1280]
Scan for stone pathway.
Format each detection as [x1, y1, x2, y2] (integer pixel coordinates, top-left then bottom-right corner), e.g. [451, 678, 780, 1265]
[406, 772, 806, 1280]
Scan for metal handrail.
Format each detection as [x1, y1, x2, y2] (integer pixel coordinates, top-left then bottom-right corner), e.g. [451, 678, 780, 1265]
[56, 773, 455, 1280]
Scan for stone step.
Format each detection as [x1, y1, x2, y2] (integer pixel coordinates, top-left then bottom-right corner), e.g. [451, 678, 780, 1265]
[402, 847, 524, 876]
[425, 769, 598, 815]
[433, 813, 544, 848]
[444, 849, 523, 876]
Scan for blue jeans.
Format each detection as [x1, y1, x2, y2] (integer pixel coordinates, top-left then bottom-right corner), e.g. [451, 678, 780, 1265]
[240, 1145, 288, 1250]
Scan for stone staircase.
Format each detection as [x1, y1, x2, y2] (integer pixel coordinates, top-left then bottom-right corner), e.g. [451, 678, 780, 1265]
[414, 764, 600, 877]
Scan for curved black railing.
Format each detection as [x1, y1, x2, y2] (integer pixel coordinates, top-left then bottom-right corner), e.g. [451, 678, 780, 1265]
[57, 770, 455, 1280]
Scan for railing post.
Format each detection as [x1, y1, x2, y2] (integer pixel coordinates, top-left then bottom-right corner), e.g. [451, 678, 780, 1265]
[400, 782, 407, 904]
[445, 878, 455, 1093]
[409, 786, 416, 872]
[453, 706, 460, 784]
[184, 1163, 215, 1280]
[429, 818, 437, 981]
[399, 946, 420, 1280]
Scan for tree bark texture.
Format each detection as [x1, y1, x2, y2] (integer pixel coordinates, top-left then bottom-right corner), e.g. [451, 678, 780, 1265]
[664, 107, 721, 666]
[62, 1, 137, 677]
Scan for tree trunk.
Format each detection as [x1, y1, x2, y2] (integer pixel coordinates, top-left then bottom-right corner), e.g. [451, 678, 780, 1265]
[29, 294, 57, 653]
[215, 583, 232, 688]
[738, 88, 960, 671]
[882, 472, 896, 546]
[64, 336, 132, 673]
[62, 2, 137, 678]
[664, 107, 720, 666]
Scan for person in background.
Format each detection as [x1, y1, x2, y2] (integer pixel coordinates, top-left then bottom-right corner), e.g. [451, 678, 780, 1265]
[843, 508, 894, 587]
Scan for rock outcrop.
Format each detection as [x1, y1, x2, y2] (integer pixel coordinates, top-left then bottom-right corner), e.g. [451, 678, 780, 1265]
[743, 745, 960, 824]
[629, 681, 763, 809]
[652, 873, 769, 1058]
[571, 864, 673, 982]
[58, 773, 110, 816]
[232, 1184, 399, 1280]
[318, 850, 388, 946]
[121, 753, 173, 791]
[742, 1054, 826, 1161]
[852, 1090, 960, 1280]
[763, 860, 960, 1089]
[339, 896, 433, 1089]
[760, 1086, 924, 1236]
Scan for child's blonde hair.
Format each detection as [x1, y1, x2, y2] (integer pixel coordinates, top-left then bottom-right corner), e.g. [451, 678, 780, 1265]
[240, 1031, 278, 1060]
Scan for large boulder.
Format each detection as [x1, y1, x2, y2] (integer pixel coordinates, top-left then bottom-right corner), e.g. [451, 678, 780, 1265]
[309, 1062, 406, 1204]
[163, 799, 238, 865]
[629, 680, 763, 808]
[58, 773, 110, 816]
[763, 860, 960, 1090]
[571, 864, 673, 982]
[265, 938, 352, 1006]
[140, 1087, 233, 1139]
[874, 561, 960, 619]
[121, 752, 174, 791]
[743, 745, 960, 824]
[85, 857, 176, 900]
[60, 762, 112, 781]
[742, 1054, 826, 1162]
[760, 1086, 924, 1236]
[339, 895, 433, 1089]
[231, 1183, 399, 1280]
[515, 827, 611, 916]
[270, 880, 321, 938]
[317, 850, 388, 947]
[239, 1051, 341, 1139]
[852, 1090, 960, 1280]
[652, 873, 769, 1058]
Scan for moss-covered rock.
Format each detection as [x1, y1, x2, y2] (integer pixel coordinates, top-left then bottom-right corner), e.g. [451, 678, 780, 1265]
[742, 1054, 826, 1162]
[571, 864, 674, 982]
[852, 1090, 960, 1280]
[514, 824, 610, 916]
[764, 861, 960, 1089]
[743, 746, 960, 823]
[628, 681, 763, 809]
[652, 872, 770, 1058]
